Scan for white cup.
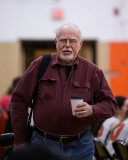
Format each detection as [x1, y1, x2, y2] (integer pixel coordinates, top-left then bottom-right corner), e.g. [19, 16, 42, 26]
[70, 96, 84, 116]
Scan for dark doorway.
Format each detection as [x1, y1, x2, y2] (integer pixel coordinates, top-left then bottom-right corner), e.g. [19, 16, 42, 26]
[21, 40, 96, 70]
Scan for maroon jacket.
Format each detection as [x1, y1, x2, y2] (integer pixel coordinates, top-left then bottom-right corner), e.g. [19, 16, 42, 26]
[11, 53, 117, 144]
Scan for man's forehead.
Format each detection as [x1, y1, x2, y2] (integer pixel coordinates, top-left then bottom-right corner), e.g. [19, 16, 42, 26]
[60, 26, 79, 34]
[62, 25, 78, 31]
[58, 28, 80, 39]
[59, 36, 77, 40]
[56, 24, 82, 40]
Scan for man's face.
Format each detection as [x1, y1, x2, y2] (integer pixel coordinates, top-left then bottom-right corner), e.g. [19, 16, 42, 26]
[55, 26, 83, 65]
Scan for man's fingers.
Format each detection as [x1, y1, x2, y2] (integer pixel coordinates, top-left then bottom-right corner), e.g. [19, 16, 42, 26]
[74, 110, 86, 114]
[73, 104, 93, 118]
[74, 111, 88, 118]
[74, 106, 85, 112]
[76, 102, 87, 108]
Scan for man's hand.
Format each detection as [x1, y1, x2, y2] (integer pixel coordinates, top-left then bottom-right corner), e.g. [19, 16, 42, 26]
[74, 102, 93, 118]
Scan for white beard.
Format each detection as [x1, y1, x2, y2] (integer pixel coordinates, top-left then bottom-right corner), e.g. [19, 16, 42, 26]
[58, 47, 76, 65]
[60, 53, 74, 62]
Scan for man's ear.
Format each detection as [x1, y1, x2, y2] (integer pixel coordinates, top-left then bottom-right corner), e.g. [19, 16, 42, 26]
[80, 40, 83, 48]
[55, 38, 57, 45]
[55, 38, 58, 49]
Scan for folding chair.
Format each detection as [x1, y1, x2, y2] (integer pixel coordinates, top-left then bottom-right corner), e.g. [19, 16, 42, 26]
[93, 137, 113, 160]
[112, 140, 128, 160]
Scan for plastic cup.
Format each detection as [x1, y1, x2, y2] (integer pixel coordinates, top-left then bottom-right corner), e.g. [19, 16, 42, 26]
[70, 96, 84, 115]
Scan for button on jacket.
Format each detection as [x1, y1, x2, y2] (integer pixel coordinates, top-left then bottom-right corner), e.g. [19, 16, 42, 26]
[11, 53, 117, 144]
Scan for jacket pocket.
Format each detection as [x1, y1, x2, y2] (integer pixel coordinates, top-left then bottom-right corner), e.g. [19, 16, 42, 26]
[38, 78, 57, 100]
[72, 81, 92, 103]
[40, 78, 57, 82]
[73, 81, 91, 88]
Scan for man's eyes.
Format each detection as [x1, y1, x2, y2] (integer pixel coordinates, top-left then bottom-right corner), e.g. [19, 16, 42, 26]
[59, 39, 77, 44]
[70, 39, 77, 43]
[60, 39, 67, 42]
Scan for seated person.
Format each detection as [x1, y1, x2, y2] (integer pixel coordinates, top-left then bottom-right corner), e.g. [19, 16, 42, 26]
[106, 98, 128, 156]
[97, 96, 126, 144]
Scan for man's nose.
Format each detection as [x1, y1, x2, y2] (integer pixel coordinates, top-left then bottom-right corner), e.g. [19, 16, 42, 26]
[65, 40, 70, 47]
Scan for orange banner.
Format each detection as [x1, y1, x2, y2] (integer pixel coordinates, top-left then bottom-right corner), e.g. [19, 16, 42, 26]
[110, 42, 128, 97]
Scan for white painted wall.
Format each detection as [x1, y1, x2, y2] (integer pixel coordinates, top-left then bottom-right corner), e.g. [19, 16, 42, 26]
[0, 0, 128, 42]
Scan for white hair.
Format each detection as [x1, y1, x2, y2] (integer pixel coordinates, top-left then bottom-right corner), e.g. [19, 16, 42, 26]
[56, 23, 82, 40]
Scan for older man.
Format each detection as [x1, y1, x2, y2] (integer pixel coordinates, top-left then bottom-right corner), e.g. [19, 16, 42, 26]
[11, 24, 117, 160]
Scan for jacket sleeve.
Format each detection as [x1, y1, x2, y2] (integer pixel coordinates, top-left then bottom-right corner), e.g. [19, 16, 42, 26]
[11, 57, 42, 144]
[91, 68, 117, 120]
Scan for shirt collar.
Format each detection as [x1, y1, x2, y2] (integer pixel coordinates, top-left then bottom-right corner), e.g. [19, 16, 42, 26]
[51, 52, 79, 67]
